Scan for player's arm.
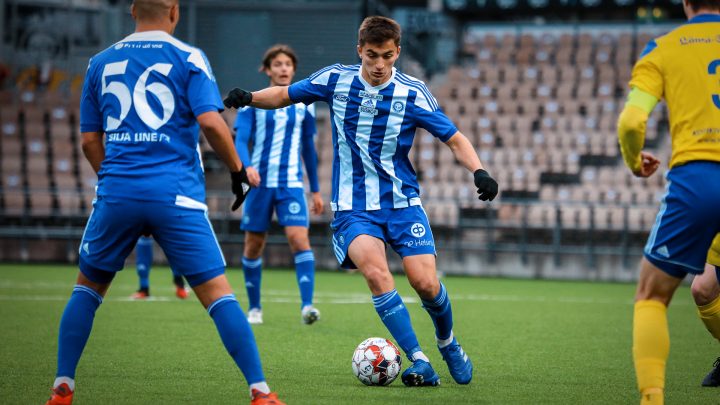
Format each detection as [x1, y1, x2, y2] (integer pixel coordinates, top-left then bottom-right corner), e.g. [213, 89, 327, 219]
[233, 108, 260, 186]
[198, 110, 250, 210]
[224, 86, 292, 110]
[81, 131, 105, 174]
[617, 87, 661, 177]
[301, 106, 323, 214]
[444, 132, 498, 201]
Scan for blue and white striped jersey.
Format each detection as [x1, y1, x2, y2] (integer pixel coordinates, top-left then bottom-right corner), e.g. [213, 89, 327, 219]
[288, 64, 457, 211]
[80, 30, 222, 206]
[233, 104, 319, 192]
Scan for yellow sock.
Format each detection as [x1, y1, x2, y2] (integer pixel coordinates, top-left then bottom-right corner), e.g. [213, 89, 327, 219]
[697, 295, 720, 340]
[633, 300, 668, 405]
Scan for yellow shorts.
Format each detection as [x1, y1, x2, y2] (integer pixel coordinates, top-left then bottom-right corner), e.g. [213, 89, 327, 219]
[707, 234, 720, 267]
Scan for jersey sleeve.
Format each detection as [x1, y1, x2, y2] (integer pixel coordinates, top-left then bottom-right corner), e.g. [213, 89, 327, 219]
[411, 89, 457, 142]
[79, 59, 103, 133]
[301, 104, 319, 193]
[233, 107, 254, 166]
[629, 39, 664, 100]
[288, 65, 336, 105]
[186, 49, 224, 117]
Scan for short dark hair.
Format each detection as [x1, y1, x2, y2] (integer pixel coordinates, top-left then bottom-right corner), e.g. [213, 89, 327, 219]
[686, 0, 720, 11]
[358, 16, 401, 47]
[260, 44, 297, 72]
[132, 0, 177, 22]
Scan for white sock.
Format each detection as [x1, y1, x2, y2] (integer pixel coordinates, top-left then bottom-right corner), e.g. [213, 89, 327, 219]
[53, 377, 75, 391]
[437, 331, 455, 349]
[249, 382, 270, 395]
[411, 351, 430, 363]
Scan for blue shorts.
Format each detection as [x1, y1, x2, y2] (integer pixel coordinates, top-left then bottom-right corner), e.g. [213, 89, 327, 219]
[241, 187, 308, 232]
[78, 196, 226, 280]
[330, 205, 436, 269]
[644, 161, 720, 278]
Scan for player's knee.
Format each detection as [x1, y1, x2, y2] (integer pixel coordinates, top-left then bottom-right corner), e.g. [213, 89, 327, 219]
[288, 236, 310, 253]
[363, 265, 393, 290]
[691, 279, 718, 306]
[243, 239, 265, 258]
[409, 277, 438, 298]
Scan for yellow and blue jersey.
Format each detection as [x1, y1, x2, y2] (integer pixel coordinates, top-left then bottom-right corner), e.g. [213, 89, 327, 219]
[630, 14, 720, 168]
[708, 234, 720, 267]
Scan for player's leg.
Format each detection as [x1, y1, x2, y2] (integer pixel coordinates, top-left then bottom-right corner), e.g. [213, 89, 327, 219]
[132, 236, 153, 299]
[691, 262, 720, 386]
[278, 188, 318, 322]
[151, 203, 283, 403]
[170, 266, 188, 299]
[403, 253, 473, 385]
[49, 197, 138, 404]
[243, 231, 266, 323]
[345, 232, 438, 387]
[633, 258, 683, 405]
[240, 189, 273, 323]
[285, 226, 319, 323]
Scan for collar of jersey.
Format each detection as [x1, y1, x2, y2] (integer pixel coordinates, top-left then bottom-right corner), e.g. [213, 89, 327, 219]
[121, 30, 172, 43]
[357, 66, 396, 92]
[687, 13, 720, 24]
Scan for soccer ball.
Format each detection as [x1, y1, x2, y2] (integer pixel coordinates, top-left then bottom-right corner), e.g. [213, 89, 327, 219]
[351, 337, 402, 386]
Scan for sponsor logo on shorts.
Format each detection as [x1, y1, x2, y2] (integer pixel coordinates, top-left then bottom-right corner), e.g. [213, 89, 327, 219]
[404, 239, 435, 249]
[410, 223, 426, 238]
[289, 202, 301, 214]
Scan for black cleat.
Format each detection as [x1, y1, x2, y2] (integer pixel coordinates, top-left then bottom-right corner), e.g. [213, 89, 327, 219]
[702, 357, 720, 387]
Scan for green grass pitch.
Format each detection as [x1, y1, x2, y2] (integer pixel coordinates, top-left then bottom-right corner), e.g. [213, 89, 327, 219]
[0, 264, 717, 404]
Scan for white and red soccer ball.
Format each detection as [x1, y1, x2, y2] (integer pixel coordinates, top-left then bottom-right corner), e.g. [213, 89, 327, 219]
[351, 337, 402, 386]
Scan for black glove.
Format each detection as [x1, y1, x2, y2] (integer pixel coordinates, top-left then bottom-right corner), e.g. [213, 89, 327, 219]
[474, 169, 498, 201]
[223, 88, 253, 109]
[230, 168, 251, 211]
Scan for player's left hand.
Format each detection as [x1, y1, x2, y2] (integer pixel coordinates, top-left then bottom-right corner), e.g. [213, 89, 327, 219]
[474, 169, 499, 201]
[230, 168, 251, 211]
[223, 88, 253, 109]
[310, 192, 324, 215]
[632, 151, 661, 178]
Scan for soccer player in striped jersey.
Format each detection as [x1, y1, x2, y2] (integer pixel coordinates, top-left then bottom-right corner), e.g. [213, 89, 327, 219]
[131, 236, 188, 299]
[45, 0, 284, 404]
[617, 2, 720, 403]
[233, 45, 322, 325]
[224, 16, 498, 387]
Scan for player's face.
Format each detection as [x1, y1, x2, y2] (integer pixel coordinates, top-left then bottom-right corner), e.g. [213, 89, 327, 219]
[357, 39, 400, 87]
[265, 53, 295, 87]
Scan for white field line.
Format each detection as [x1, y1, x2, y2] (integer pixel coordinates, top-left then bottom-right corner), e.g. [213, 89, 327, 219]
[0, 281, 679, 306]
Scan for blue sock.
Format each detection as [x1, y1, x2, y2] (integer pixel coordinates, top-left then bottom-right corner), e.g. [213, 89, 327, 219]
[56, 285, 103, 379]
[421, 283, 454, 341]
[208, 294, 265, 385]
[294, 250, 315, 308]
[242, 257, 262, 310]
[373, 289, 422, 360]
[136, 237, 153, 290]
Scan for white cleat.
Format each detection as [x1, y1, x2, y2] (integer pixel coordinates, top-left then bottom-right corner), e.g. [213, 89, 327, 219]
[301, 305, 320, 325]
[247, 308, 263, 324]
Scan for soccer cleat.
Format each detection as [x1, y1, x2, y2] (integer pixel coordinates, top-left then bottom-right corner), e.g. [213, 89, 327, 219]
[247, 308, 263, 324]
[301, 306, 320, 325]
[250, 389, 285, 405]
[130, 290, 149, 299]
[175, 286, 188, 299]
[401, 359, 440, 387]
[438, 338, 473, 384]
[46, 383, 73, 405]
[702, 357, 720, 387]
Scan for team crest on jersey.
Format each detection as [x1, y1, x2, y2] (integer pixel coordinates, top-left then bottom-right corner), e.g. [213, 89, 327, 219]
[410, 223, 426, 238]
[392, 101, 405, 112]
[288, 202, 301, 214]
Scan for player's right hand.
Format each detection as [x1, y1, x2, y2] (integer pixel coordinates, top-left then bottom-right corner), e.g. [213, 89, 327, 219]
[632, 151, 661, 178]
[223, 88, 253, 109]
[230, 168, 251, 211]
[474, 169, 499, 201]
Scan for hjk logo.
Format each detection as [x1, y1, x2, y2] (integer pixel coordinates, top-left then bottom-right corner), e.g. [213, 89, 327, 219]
[338, 234, 345, 245]
[392, 101, 405, 112]
[288, 202, 301, 214]
[410, 223, 426, 238]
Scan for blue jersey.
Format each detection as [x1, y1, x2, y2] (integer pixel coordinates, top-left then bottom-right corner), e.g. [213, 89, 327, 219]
[288, 64, 457, 211]
[234, 104, 319, 191]
[80, 30, 223, 206]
